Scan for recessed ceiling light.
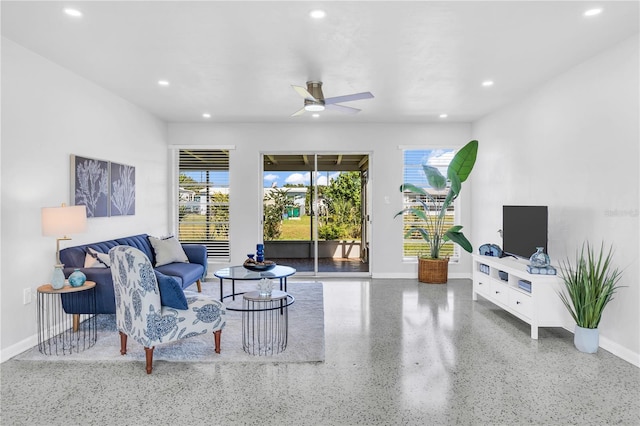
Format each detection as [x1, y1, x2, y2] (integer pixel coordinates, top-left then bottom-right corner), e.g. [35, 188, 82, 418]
[157, 80, 170, 86]
[439, 114, 448, 119]
[310, 10, 326, 19]
[312, 113, 320, 118]
[63, 8, 82, 18]
[202, 113, 211, 119]
[482, 80, 494, 87]
[584, 8, 603, 17]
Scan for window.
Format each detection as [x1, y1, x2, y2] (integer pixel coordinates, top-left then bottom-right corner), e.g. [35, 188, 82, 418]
[402, 148, 459, 260]
[177, 149, 230, 259]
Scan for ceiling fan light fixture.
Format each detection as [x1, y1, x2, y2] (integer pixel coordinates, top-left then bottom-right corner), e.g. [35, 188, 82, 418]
[304, 104, 325, 112]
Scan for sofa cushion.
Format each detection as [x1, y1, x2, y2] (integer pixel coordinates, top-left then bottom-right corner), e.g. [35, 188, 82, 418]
[154, 271, 188, 310]
[149, 235, 189, 267]
[84, 247, 111, 268]
[155, 262, 205, 290]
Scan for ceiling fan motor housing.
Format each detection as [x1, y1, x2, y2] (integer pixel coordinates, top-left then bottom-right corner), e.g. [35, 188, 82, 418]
[304, 81, 325, 110]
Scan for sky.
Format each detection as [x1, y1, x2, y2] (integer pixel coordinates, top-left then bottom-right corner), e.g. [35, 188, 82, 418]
[263, 171, 341, 188]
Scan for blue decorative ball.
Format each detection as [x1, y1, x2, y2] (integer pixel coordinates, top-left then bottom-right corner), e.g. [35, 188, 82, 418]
[68, 269, 87, 287]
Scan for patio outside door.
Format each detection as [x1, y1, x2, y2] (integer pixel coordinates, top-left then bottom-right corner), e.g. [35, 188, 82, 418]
[262, 153, 370, 275]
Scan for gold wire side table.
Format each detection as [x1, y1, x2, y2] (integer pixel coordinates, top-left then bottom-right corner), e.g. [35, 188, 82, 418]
[37, 281, 97, 355]
[241, 290, 294, 356]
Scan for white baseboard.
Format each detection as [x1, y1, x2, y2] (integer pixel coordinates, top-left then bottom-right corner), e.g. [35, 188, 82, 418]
[599, 334, 639, 367]
[1, 334, 37, 363]
[371, 272, 472, 280]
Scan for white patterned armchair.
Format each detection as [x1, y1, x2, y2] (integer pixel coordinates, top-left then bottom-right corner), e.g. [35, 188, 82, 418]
[109, 245, 225, 374]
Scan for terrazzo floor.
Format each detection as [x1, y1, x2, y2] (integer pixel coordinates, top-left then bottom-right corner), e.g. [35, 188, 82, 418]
[2, 278, 639, 426]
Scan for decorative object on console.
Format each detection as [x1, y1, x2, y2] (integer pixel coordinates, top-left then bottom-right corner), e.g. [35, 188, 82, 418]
[68, 268, 87, 287]
[41, 203, 87, 288]
[395, 140, 479, 283]
[518, 279, 532, 293]
[558, 242, 624, 353]
[529, 246, 550, 267]
[479, 243, 503, 257]
[527, 265, 557, 275]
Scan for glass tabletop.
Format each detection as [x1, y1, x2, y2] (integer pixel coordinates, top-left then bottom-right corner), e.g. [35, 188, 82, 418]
[214, 265, 296, 280]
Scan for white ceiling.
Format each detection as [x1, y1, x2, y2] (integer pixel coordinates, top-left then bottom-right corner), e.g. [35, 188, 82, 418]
[2, 1, 638, 124]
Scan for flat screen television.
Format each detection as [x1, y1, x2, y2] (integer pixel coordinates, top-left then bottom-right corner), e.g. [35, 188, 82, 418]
[502, 205, 548, 259]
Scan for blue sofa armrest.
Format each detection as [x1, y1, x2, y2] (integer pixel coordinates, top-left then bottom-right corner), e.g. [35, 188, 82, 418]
[61, 267, 116, 314]
[181, 244, 208, 279]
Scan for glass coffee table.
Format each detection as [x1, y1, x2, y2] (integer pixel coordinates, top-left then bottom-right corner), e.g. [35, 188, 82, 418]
[213, 265, 296, 301]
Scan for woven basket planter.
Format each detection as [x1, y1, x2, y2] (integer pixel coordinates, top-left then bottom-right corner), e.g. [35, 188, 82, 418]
[418, 257, 449, 284]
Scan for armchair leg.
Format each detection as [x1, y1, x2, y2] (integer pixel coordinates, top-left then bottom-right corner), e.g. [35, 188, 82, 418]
[73, 314, 80, 332]
[196, 279, 202, 293]
[214, 329, 222, 354]
[119, 331, 128, 355]
[144, 346, 155, 374]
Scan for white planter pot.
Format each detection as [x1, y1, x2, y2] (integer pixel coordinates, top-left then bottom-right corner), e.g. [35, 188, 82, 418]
[574, 325, 599, 353]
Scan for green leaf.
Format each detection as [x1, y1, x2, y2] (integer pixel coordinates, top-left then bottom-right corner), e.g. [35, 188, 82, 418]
[399, 183, 428, 196]
[448, 140, 478, 183]
[443, 229, 473, 253]
[405, 227, 430, 242]
[422, 165, 447, 190]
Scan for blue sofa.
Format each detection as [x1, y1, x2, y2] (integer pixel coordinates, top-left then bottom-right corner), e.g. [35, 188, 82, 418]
[59, 234, 208, 314]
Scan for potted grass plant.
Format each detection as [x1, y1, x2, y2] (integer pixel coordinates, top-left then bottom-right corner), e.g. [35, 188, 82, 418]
[394, 140, 478, 283]
[558, 242, 624, 353]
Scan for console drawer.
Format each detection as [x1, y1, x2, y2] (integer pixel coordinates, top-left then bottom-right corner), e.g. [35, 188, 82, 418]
[490, 280, 509, 306]
[474, 276, 492, 298]
[508, 288, 532, 319]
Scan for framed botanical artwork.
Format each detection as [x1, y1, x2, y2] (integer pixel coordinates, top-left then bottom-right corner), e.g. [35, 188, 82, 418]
[110, 162, 136, 216]
[71, 155, 109, 218]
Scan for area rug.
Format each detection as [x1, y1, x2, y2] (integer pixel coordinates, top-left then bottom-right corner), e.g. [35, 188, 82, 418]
[16, 281, 324, 364]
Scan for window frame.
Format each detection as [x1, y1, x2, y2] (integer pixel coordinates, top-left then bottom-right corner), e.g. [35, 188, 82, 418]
[174, 148, 232, 260]
[401, 147, 461, 263]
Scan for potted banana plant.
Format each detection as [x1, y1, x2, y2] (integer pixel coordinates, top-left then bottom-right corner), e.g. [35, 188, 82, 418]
[558, 242, 624, 353]
[395, 140, 478, 283]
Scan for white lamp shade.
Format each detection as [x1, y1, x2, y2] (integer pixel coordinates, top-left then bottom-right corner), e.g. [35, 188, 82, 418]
[41, 205, 87, 236]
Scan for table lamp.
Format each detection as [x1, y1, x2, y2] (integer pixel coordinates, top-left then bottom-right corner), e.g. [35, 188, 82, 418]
[41, 204, 87, 289]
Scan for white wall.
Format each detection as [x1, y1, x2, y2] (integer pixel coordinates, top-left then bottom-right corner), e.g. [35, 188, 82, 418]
[167, 122, 473, 278]
[471, 35, 640, 365]
[0, 39, 169, 360]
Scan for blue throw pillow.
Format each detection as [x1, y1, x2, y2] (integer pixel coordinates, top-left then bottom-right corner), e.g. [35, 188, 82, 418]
[154, 271, 188, 310]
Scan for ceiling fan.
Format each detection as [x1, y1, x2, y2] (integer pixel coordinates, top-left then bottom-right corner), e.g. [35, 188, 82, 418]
[291, 81, 374, 116]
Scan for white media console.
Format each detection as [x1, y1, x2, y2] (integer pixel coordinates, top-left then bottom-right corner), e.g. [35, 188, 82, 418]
[472, 254, 571, 339]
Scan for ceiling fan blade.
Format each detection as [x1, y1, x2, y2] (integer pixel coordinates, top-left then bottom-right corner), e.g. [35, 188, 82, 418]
[291, 107, 306, 117]
[324, 92, 374, 105]
[292, 85, 317, 101]
[325, 103, 361, 115]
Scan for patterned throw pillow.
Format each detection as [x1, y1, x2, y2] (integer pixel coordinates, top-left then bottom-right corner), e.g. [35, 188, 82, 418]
[154, 271, 188, 310]
[84, 247, 111, 268]
[148, 235, 189, 267]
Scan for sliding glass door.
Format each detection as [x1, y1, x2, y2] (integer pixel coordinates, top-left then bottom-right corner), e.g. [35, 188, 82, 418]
[262, 153, 370, 275]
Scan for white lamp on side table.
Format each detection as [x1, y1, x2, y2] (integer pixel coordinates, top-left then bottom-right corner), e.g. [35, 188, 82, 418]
[41, 204, 87, 289]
